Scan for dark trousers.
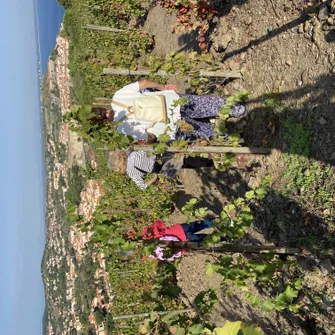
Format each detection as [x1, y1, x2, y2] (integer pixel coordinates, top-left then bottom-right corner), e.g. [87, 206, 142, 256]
[181, 218, 213, 242]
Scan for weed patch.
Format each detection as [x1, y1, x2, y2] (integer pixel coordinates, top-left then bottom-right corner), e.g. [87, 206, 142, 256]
[281, 116, 334, 216]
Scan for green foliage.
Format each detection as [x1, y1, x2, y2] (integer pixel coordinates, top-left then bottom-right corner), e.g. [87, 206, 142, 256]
[261, 92, 284, 112]
[94, 308, 106, 325]
[63, 105, 132, 150]
[209, 176, 271, 244]
[89, 171, 173, 248]
[194, 289, 219, 315]
[212, 153, 236, 171]
[105, 312, 114, 332]
[61, 0, 153, 104]
[181, 198, 200, 220]
[282, 117, 334, 215]
[57, 0, 72, 9]
[208, 253, 303, 314]
[74, 254, 98, 328]
[214, 320, 263, 335]
[139, 311, 214, 335]
[180, 176, 271, 245]
[66, 202, 81, 225]
[208, 253, 285, 289]
[217, 92, 250, 121]
[246, 278, 303, 313]
[67, 165, 86, 205]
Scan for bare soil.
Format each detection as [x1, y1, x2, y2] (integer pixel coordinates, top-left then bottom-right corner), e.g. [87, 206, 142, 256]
[143, 1, 335, 334]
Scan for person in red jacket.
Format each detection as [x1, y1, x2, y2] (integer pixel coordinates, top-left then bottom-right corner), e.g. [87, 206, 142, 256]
[142, 218, 214, 261]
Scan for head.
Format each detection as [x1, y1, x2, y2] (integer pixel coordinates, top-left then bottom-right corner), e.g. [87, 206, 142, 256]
[90, 107, 115, 124]
[107, 149, 128, 173]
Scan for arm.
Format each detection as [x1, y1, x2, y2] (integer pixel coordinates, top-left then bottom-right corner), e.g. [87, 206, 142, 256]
[138, 80, 165, 91]
[129, 171, 148, 190]
[138, 80, 178, 93]
[126, 157, 148, 190]
[127, 168, 157, 190]
[145, 173, 157, 188]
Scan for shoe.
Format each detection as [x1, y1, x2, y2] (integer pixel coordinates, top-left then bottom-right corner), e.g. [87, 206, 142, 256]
[230, 104, 247, 118]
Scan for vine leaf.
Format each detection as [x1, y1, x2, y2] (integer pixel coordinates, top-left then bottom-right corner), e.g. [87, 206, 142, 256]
[175, 328, 186, 335]
[214, 320, 242, 335]
[261, 299, 275, 312]
[240, 324, 264, 335]
[161, 311, 181, 324]
[283, 284, 299, 301]
[188, 323, 205, 334]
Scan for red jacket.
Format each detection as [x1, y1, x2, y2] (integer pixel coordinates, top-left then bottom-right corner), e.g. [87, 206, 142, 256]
[142, 221, 187, 241]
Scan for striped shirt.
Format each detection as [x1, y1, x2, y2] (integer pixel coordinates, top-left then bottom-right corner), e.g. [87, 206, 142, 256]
[126, 151, 156, 190]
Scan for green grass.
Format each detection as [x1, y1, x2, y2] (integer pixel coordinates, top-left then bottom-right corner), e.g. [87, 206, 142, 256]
[281, 116, 334, 215]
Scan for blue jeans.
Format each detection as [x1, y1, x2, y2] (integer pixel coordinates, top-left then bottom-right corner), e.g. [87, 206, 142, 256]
[181, 218, 213, 242]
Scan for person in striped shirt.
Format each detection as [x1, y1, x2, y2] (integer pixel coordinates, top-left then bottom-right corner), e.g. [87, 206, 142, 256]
[108, 149, 213, 190]
[108, 149, 159, 190]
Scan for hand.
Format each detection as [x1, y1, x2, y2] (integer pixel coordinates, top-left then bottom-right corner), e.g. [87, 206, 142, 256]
[164, 84, 178, 93]
[146, 173, 158, 187]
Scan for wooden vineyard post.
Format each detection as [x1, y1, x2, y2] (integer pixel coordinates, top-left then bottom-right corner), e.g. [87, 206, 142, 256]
[83, 24, 128, 33]
[105, 208, 154, 214]
[113, 308, 195, 321]
[102, 67, 241, 79]
[133, 144, 271, 155]
[92, 97, 112, 108]
[157, 241, 300, 255]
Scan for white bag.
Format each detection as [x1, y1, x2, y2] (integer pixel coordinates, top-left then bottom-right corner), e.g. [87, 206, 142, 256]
[113, 95, 167, 123]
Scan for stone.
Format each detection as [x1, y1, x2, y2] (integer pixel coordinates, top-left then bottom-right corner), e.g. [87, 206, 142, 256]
[319, 3, 330, 21]
[232, 27, 240, 43]
[286, 59, 292, 66]
[240, 66, 248, 77]
[320, 258, 334, 274]
[246, 17, 252, 25]
[331, 0, 335, 14]
[301, 70, 309, 84]
[319, 117, 327, 125]
[298, 23, 304, 33]
[304, 21, 311, 34]
[297, 80, 303, 86]
[268, 26, 274, 33]
[323, 209, 331, 215]
[220, 33, 232, 50]
[322, 295, 335, 308]
[295, 330, 305, 335]
[322, 23, 333, 30]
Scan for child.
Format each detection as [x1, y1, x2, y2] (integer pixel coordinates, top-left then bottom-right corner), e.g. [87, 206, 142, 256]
[108, 149, 160, 190]
[141, 218, 214, 261]
[108, 149, 212, 190]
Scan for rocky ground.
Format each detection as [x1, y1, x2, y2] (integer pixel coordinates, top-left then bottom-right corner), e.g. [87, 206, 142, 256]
[143, 1, 335, 334]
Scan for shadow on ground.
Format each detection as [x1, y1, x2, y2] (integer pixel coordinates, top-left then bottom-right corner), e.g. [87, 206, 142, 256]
[244, 73, 335, 163]
[174, 71, 335, 255]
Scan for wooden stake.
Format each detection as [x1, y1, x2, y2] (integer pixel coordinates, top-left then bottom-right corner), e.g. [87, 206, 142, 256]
[158, 241, 300, 255]
[105, 208, 154, 213]
[83, 24, 127, 33]
[103, 67, 241, 79]
[133, 144, 271, 155]
[113, 308, 195, 320]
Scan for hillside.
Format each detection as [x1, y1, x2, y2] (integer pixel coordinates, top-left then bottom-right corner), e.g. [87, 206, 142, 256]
[42, 1, 335, 335]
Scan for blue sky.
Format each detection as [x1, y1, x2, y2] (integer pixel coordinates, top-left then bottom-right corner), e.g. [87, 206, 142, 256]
[0, 0, 63, 334]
